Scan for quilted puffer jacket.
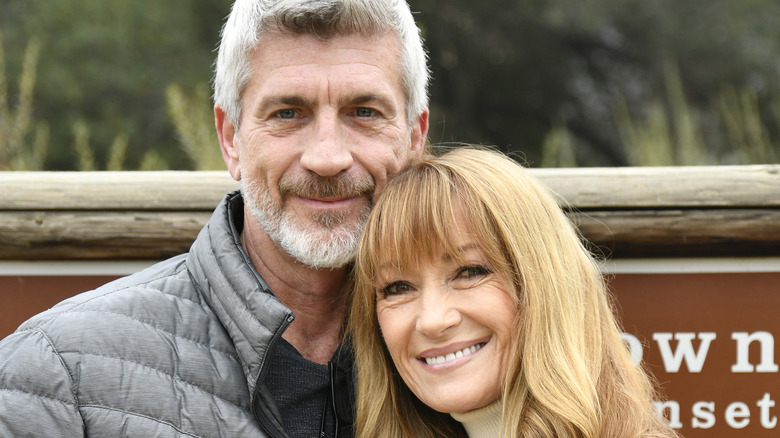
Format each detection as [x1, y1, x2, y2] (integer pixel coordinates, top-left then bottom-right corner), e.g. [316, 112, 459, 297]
[0, 191, 318, 437]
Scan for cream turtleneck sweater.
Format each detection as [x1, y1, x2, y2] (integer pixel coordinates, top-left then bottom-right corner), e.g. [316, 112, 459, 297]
[450, 401, 503, 438]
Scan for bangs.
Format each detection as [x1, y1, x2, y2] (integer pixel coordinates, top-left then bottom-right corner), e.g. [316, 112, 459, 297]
[356, 159, 508, 292]
[374, 165, 457, 271]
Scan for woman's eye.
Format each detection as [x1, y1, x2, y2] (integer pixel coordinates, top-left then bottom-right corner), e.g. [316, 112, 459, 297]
[380, 281, 412, 296]
[276, 109, 297, 119]
[456, 265, 490, 280]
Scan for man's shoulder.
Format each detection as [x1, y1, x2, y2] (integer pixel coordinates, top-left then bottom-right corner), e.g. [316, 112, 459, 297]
[12, 254, 233, 356]
[0, 252, 260, 437]
[19, 255, 191, 327]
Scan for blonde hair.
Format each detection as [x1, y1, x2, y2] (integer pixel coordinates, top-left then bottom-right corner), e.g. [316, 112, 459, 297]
[349, 147, 677, 438]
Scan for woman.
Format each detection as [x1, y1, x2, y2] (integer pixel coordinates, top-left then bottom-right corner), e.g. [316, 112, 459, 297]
[349, 148, 677, 437]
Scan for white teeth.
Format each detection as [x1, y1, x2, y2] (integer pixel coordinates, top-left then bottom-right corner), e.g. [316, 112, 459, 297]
[424, 343, 484, 365]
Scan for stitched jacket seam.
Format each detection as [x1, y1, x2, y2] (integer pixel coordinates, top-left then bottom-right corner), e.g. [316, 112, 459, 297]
[32, 308, 239, 361]
[79, 404, 205, 438]
[74, 352, 251, 413]
[0, 387, 77, 407]
[36, 328, 81, 406]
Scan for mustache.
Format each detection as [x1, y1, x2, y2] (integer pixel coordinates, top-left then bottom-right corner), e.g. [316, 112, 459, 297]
[280, 173, 375, 199]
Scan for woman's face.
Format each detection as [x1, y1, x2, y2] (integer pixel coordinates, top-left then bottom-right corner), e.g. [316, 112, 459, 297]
[374, 210, 518, 414]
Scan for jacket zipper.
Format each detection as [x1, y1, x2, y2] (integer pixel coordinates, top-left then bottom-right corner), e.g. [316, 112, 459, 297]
[253, 312, 294, 438]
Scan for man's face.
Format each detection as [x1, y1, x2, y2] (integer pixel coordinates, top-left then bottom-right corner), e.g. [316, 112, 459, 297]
[219, 31, 428, 268]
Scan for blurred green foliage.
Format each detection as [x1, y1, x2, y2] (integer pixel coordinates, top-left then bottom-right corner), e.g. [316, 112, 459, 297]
[0, 31, 47, 170]
[166, 83, 223, 170]
[1, 0, 779, 169]
[413, 0, 780, 166]
[0, 0, 227, 170]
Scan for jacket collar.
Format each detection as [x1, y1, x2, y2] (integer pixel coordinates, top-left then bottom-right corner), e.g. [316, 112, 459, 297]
[187, 191, 294, 405]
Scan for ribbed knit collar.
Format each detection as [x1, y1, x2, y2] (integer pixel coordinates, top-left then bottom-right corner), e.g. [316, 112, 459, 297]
[450, 401, 503, 438]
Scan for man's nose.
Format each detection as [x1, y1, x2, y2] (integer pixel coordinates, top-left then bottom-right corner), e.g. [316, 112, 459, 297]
[415, 288, 462, 338]
[300, 113, 353, 177]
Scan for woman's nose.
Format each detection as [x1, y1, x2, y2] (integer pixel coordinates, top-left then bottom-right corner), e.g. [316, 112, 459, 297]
[414, 288, 462, 338]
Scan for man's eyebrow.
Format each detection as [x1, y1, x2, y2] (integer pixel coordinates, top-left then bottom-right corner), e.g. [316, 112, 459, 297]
[256, 95, 313, 114]
[254, 93, 397, 115]
[344, 93, 394, 108]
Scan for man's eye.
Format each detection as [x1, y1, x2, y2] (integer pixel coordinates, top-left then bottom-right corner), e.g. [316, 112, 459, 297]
[276, 109, 297, 119]
[380, 281, 412, 296]
[355, 107, 376, 117]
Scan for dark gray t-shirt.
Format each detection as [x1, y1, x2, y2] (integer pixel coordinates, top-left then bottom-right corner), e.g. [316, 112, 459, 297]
[266, 338, 354, 438]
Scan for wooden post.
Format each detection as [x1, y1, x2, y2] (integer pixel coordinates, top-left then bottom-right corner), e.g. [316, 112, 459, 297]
[1, 166, 778, 259]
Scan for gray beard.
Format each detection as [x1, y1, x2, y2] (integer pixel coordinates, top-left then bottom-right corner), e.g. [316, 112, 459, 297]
[241, 175, 372, 269]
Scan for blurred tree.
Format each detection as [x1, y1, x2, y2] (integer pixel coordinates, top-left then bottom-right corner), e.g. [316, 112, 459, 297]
[166, 83, 223, 170]
[0, 31, 47, 170]
[0, 0, 231, 170]
[1, 0, 778, 168]
[409, 0, 780, 166]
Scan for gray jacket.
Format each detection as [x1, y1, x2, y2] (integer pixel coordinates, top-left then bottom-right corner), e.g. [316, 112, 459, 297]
[0, 192, 302, 437]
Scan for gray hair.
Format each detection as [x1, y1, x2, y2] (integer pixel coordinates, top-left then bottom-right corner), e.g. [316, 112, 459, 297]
[213, 0, 430, 127]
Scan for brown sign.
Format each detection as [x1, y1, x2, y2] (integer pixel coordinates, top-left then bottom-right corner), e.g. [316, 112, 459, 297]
[1, 259, 779, 436]
[611, 264, 780, 437]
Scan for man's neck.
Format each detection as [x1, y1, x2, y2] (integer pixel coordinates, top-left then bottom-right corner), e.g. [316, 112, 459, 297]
[241, 218, 349, 365]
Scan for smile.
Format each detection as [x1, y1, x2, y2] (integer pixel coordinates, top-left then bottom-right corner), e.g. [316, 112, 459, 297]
[298, 193, 366, 205]
[423, 342, 485, 365]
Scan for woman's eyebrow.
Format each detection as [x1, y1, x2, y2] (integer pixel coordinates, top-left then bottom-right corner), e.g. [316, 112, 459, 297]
[442, 243, 481, 262]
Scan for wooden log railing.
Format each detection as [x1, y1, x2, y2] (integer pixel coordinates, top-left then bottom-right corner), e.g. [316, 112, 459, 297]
[1, 165, 779, 260]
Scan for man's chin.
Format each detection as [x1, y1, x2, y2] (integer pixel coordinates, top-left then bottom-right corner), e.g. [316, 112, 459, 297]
[275, 221, 362, 269]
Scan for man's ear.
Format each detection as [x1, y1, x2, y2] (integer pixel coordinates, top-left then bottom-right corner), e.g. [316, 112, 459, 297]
[410, 108, 430, 159]
[215, 105, 241, 181]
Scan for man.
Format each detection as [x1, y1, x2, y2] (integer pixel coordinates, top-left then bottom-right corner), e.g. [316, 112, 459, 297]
[0, 0, 429, 436]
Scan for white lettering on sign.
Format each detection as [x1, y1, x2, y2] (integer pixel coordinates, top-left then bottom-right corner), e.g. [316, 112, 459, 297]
[725, 402, 751, 429]
[653, 332, 716, 373]
[620, 332, 643, 365]
[658, 394, 779, 430]
[758, 393, 778, 428]
[731, 331, 779, 373]
[692, 401, 716, 429]
[633, 331, 780, 430]
[653, 400, 683, 429]
[627, 331, 780, 373]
